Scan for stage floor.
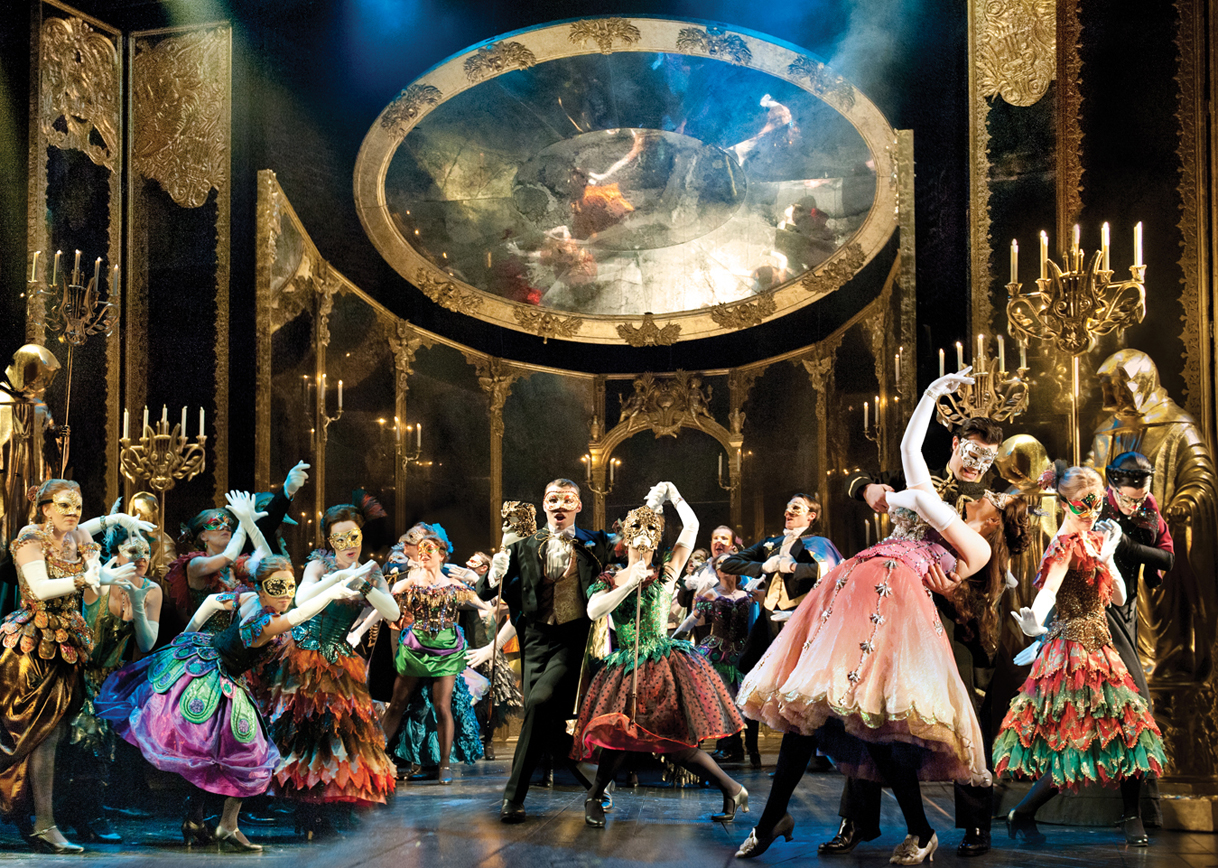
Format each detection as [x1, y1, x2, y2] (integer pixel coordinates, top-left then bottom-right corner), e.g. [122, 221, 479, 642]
[2, 745, 1212, 867]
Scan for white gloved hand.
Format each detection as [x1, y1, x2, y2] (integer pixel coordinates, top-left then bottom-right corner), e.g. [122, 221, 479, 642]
[695, 574, 718, 596]
[762, 555, 782, 574]
[777, 555, 797, 574]
[1095, 518, 1122, 561]
[643, 483, 667, 512]
[1012, 606, 1048, 637]
[770, 609, 794, 622]
[467, 644, 494, 669]
[283, 461, 310, 498]
[925, 368, 975, 400]
[114, 513, 157, 536]
[743, 577, 765, 594]
[1013, 639, 1042, 666]
[488, 551, 510, 588]
[1004, 569, 1019, 590]
[225, 490, 268, 526]
[340, 560, 377, 590]
[98, 556, 138, 587]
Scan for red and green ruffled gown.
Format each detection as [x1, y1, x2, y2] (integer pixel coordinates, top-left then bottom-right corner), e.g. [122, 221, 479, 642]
[572, 569, 743, 759]
[993, 530, 1166, 788]
[264, 551, 396, 804]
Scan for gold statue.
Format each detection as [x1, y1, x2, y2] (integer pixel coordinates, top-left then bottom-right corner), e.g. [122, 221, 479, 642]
[1089, 349, 1218, 685]
[127, 490, 177, 576]
[0, 344, 62, 557]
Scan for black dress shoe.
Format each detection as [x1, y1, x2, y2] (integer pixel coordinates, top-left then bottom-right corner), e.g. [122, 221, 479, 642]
[1120, 815, 1149, 846]
[538, 768, 554, 788]
[500, 800, 526, 824]
[584, 794, 606, 827]
[818, 818, 881, 854]
[483, 741, 496, 761]
[957, 827, 990, 856]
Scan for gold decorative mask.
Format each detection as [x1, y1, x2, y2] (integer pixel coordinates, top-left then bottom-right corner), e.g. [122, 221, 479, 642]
[543, 490, 581, 511]
[329, 528, 363, 551]
[418, 539, 442, 559]
[983, 490, 1014, 510]
[622, 505, 663, 552]
[119, 537, 151, 562]
[262, 571, 296, 599]
[784, 500, 812, 517]
[50, 491, 82, 517]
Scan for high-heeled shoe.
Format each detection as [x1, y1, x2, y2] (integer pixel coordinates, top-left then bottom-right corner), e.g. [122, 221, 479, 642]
[584, 793, 606, 828]
[215, 825, 263, 851]
[1005, 810, 1046, 844]
[182, 817, 213, 846]
[438, 764, 453, 785]
[735, 813, 794, 859]
[889, 832, 937, 865]
[1120, 815, 1149, 846]
[29, 825, 84, 854]
[711, 785, 749, 822]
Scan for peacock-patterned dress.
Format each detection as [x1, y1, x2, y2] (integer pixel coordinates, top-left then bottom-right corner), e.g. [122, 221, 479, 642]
[993, 530, 1166, 789]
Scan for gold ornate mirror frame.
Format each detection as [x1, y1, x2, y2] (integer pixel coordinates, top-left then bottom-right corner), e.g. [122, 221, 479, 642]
[354, 16, 900, 344]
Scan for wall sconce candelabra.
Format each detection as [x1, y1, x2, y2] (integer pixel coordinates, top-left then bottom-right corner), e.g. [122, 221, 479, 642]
[1006, 222, 1146, 464]
[388, 417, 428, 474]
[934, 334, 1031, 429]
[582, 453, 620, 496]
[319, 373, 343, 436]
[861, 393, 899, 466]
[119, 404, 207, 575]
[35, 249, 118, 474]
[716, 451, 740, 493]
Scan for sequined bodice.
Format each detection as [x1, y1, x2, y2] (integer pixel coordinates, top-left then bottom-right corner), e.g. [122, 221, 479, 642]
[1045, 567, 1112, 651]
[605, 578, 670, 652]
[291, 599, 364, 659]
[696, 594, 750, 662]
[400, 584, 473, 636]
[1, 527, 94, 664]
[190, 569, 239, 636]
[863, 508, 958, 577]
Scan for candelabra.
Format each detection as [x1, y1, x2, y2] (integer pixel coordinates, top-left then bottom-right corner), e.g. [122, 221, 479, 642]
[582, 453, 620, 496]
[119, 406, 207, 574]
[861, 394, 898, 467]
[935, 338, 1031, 429]
[39, 249, 118, 474]
[716, 451, 740, 493]
[1006, 223, 1146, 464]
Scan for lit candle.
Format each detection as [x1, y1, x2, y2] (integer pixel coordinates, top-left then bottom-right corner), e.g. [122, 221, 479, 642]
[956, 341, 964, 369]
[894, 352, 900, 383]
[1010, 239, 1018, 284]
[93, 257, 101, 288]
[199, 406, 204, 434]
[939, 348, 945, 378]
[997, 335, 1006, 373]
[52, 250, 61, 286]
[337, 380, 343, 410]
[1134, 221, 1143, 267]
[977, 334, 985, 373]
[143, 405, 149, 431]
[416, 422, 422, 450]
[718, 453, 724, 479]
[1020, 341, 1027, 370]
[610, 460, 617, 486]
[864, 519, 871, 548]
[29, 251, 39, 283]
[1072, 223, 1080, 254]
[1101, 222, 1110, 271]
[123, 408, 129, 440]
[161, 404, 168, 424]
[111, 264, 119, 292]
[394, 415, 401, 442]
[180, 406, 187, 435]
[1039, 231, 1048, 279]
[73, 250, 81, 284]
[863, 401, 869, 431]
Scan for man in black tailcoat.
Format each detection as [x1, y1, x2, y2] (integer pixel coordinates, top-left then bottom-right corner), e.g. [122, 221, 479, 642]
[487, 478, 612, 823]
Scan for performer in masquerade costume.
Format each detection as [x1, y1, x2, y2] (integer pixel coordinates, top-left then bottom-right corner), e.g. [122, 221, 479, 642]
[59, 526, 162, 844]
[995, 465, 1166, 847]
[98, 554, 363, 850]
[379, 533, 492, 783]
[736, 371, 1031, 866]
[264, 504, 397, 836]
[464, 549, 524, 761]
[487, 479, 614, 824]
[832, 411, 1011, 859]
[573, 482, 747, 828]
[163, 491, 275, 637]
[0, 480, 138, 853]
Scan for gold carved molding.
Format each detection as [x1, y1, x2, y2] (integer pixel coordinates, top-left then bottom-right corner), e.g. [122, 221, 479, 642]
[381, 84, 442, 138]
[463, 42, 536, 82]
[974, 0, 1055, 106]
[40, 15, 120, 171]
[470, 356, 528, 438]
[415, 270, 483, 316]
[787, 57, 855, 111]
[1174, 0, 1211, 436]
[801, 243, 867, 296]
[132, 28, 230, 208]
[676, 26, 752, 65]
[512, 308, 582, 342]
[568, 18, 641, 53]
[617, 314, 681, 347]
[709, 294, 777, 330]
[1055, 0, 1084, 235]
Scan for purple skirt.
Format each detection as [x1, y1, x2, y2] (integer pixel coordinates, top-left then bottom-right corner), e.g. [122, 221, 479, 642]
[95, 633, 279, 798]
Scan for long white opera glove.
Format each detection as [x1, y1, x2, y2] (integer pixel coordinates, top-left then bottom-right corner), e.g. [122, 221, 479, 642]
[283, 461, 310, 499]
[1013, 587, 1056, 637]
[664, 482, 700, 550]
[487, 551, 510, 588]
[20, 559, 85, 601]
[125, 582, 160, 652]
[587, 561, 647, 620]
[186, 593, 233, 633]
[288, 581, 361, 627]
[900, 369, 974, 488]
[885, 488, 959, 532]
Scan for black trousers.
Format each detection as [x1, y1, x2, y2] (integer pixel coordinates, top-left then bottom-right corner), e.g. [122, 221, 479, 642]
[838, 775, 992, 832]
[504, 619, 589, 805]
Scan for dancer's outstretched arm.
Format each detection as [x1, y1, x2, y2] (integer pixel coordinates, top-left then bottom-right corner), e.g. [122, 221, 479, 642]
[900, 369, 974, 493]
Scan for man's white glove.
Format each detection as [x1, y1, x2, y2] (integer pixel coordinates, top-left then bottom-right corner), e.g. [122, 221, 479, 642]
[1013, 639, 1042, 666]
[743, 577, 765, 594]
[770, 609, 794, 622]
[488, 551, 510, 588]
[283, 461, 310, 499]
[777, 555, 797, 574]
[762, 555, 782, 573]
